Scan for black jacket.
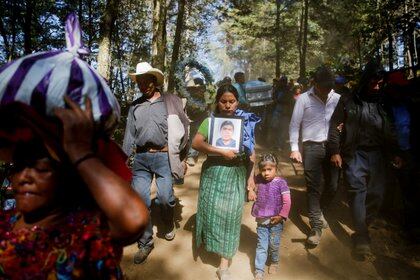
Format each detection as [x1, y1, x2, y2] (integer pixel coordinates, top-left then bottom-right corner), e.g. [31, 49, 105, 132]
[327, 93, 399, 163]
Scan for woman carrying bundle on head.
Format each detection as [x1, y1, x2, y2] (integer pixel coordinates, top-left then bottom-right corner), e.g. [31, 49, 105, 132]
[0, 14, 148, 279]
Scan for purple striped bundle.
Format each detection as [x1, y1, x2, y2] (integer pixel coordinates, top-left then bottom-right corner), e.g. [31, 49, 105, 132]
[0, 13, 120, 133]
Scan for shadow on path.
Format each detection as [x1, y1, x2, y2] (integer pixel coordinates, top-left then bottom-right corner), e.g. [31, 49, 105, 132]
[285, 173, 354, 249]
[238, 224, 258, 270]
[121, 254, 183, 280]
[183, 213, 258, 270]
[151, 197, 184, 239]
[373, 254, 420, 279]
[183, 213, 219, 267]
[305, 249, 350, 280]
[325, 189, 353, 248]
[287, 187, 311, 236]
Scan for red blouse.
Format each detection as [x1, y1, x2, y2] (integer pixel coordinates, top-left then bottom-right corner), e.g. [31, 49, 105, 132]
[0, 208, 123, 279]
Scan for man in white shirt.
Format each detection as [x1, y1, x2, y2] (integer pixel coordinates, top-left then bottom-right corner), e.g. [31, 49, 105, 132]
[289, 66, 340, 246]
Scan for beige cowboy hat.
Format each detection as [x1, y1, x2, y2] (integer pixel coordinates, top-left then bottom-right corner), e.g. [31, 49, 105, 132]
[129, 62, 164, 86]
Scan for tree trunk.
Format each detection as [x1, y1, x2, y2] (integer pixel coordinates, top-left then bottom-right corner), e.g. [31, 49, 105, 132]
[404, 2, 415, 77]
[297, 2, 304, 74]
[0, 17, 10, 60]
[10, 0, 17, 60]
[88, 0, 93, 51]
[357, 35, 363, 71]
[152, 0, 167, 72]
[275, 0, 281, 78]
[299, 0, 308, 78]
[78, 0, 83, 25]
[387, 23, 394, 71]
[23, 0, 33, 54]
[97, 0, 118, 81]
[167, 0, 186, 93]
[119, 66, 125, 96]
[408, 28, 417, 77]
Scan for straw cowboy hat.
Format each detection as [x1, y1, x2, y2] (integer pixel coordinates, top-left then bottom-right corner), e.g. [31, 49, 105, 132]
[129, 62, 164, 86]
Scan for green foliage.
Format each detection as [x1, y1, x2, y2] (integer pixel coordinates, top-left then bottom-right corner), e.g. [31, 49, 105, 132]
[218, 0, 418, 80]
[221, 0, 304, 78]
[0, 0, 417, 143]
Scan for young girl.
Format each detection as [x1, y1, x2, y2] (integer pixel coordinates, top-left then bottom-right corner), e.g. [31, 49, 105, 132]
[250, 153, 291, 280]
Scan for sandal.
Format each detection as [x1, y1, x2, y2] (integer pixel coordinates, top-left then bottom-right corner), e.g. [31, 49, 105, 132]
[216, 268, 232, 280]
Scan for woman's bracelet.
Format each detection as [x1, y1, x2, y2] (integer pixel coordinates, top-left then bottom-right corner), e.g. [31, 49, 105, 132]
[73, 153, 97, 167]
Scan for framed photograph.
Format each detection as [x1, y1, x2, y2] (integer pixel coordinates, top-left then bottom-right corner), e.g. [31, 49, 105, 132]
[208, 115, 244, 153]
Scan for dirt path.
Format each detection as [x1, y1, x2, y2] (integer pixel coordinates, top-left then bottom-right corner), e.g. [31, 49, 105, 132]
[121, 146, 420, 280]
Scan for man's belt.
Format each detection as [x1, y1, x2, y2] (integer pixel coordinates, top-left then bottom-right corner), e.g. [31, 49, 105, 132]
[136, 145, 168, 153]
[303, 141, 326, 147]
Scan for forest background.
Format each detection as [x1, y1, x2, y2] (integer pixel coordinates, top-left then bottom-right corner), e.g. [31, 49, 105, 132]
[0, 0, 418, 140]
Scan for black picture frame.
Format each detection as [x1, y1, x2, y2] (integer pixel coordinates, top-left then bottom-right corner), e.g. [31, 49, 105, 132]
[208, 115, 244, 154]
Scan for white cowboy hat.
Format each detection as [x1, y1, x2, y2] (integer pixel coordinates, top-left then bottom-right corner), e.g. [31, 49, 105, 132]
[129, 62, 164, 86]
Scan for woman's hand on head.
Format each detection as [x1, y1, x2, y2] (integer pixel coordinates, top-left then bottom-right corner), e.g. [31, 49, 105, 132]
[54, 96, 94, 162]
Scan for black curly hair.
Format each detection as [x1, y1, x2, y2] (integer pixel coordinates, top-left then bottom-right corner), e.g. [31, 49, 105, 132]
[257, 153, 278, 170]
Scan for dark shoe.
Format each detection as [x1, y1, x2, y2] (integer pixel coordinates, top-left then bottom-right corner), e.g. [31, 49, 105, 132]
[306, 228, 322, 246]
[133, 244, 154, 264]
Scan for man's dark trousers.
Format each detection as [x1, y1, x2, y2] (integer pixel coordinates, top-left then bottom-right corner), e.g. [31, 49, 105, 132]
[303, 141, 340, 230]
[344, 149, 386, 243]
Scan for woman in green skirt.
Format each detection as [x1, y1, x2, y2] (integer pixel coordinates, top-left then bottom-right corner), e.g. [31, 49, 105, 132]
[192, 84, 260, 280]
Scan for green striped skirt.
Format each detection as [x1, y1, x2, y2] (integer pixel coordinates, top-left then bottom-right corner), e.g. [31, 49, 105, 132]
[196, 157, 247, 259]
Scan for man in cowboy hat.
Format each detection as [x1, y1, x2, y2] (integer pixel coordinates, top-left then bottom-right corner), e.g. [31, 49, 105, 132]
[123, 62, 190, 264]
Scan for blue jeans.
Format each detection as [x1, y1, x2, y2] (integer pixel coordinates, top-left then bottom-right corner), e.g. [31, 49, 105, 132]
[132, 152, 176, 247]
[255, 222, 283, 273]
[344, 149, 386, 243]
